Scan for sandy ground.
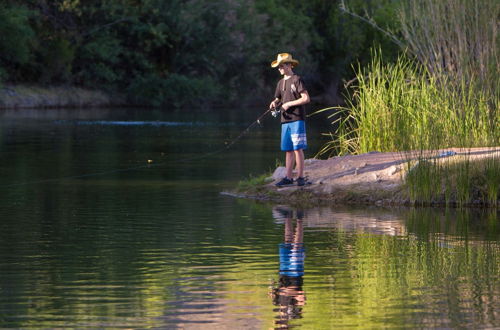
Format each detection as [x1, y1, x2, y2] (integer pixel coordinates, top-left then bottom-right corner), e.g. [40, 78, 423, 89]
[260, 147, 500, 205]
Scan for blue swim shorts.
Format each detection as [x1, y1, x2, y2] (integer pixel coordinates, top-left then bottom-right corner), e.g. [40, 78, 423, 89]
[281, 120, 307, 151]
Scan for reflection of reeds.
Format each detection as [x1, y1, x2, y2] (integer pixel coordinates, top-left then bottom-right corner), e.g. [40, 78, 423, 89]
[316, 52, 498, 206]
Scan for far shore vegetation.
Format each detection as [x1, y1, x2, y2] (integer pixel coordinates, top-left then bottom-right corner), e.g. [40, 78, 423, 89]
[0, 0, 402, 109]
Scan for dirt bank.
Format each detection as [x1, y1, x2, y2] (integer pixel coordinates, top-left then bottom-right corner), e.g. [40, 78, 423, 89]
[228, 147, 500, 207]
[0, 85, 122, 109]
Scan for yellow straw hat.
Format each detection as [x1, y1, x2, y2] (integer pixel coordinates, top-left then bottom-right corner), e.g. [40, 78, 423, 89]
[271, 53, 299, 68]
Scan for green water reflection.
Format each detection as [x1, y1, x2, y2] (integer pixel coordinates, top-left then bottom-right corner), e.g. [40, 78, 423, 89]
[0, 108, 498, 328]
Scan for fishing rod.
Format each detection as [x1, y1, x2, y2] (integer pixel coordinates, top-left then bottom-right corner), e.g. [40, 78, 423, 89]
[1, 107, 279, 188]
[220, 107, 277, 151]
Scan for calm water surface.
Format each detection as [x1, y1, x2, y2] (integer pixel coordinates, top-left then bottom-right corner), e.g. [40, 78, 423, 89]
[0, 108, 498, 329]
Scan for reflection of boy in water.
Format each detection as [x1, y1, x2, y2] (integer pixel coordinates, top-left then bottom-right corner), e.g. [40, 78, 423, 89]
[270, 206, 306, 328]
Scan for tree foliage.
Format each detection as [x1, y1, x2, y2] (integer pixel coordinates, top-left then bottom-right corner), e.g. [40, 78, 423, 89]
[0, 0, 403, 107]
[0, 3, 36, 82]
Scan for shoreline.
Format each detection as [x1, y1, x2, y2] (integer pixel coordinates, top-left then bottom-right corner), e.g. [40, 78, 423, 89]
[0, 84, 335, 110]
[0, 85, 124, 109]
[228, 147, 500, 208]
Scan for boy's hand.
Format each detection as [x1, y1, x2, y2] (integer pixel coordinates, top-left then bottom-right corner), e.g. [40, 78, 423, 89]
[269, 99, 283, 109]
[270, 99, 282, 117]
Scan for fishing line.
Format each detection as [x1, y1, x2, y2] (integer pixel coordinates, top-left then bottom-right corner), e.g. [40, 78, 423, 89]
[146, 107, 273, 164]
[1, 108, 274, 188]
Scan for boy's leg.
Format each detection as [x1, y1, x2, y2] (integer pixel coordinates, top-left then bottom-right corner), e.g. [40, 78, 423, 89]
[286, 151, 295, 179]
[294, 149, 304, 178]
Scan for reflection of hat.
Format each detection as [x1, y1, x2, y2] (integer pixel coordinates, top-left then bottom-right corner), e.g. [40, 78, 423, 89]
[272, 205, 305, 223]
[271, 53, 300, 68]
[273, 205, 294, 223]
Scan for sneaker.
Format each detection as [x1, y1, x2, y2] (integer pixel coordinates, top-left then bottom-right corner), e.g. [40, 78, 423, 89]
[275, 177, 294, 187]
[296, 177, 307, 186]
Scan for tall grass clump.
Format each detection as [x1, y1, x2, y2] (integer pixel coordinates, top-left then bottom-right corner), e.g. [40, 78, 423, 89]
[318, 51, 497, 156]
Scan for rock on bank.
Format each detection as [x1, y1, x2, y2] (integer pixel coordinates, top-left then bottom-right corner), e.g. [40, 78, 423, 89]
[230, 147, 500, 207]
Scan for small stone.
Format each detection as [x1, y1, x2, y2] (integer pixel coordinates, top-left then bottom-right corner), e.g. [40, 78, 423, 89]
[323, 186, 334, 194]
[272, 167, 287, 180]
[388, 165, 399, 176]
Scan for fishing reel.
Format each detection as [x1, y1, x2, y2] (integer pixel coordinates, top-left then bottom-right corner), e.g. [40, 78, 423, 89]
[271, 101, 282, 118]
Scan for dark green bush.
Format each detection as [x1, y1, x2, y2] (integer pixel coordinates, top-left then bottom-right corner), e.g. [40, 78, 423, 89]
[0, 3, 36, 82]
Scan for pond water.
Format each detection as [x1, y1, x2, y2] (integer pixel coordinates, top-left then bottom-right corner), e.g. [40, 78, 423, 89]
[0, 108, 498, 329]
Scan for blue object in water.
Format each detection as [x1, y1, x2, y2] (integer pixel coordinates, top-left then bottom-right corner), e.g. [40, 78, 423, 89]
[279, 243, 305, 277]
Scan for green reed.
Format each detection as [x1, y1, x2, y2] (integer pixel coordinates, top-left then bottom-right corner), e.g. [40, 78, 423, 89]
[316, 51, 499, 206]
[404, 155, 499, 206]
[237, 173, 271, 191]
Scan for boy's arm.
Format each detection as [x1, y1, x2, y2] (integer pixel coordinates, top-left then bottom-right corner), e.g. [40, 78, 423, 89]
[282, 91, 310, 110]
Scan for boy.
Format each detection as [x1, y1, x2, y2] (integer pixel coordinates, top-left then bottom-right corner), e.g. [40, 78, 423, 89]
[269, 53, 310, 187]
